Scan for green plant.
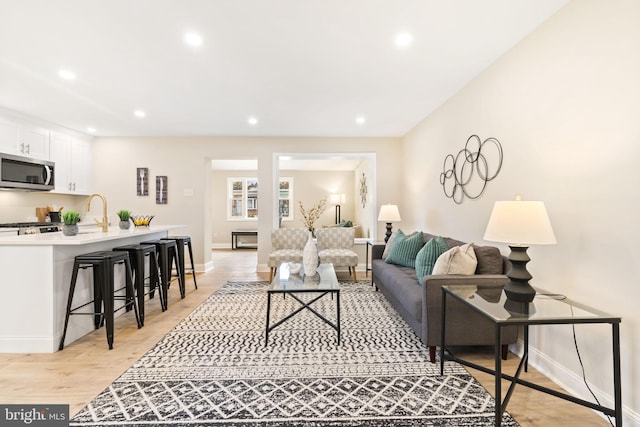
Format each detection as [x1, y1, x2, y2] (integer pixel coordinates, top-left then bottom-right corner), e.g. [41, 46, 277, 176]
[62, 210, 81, 225]
[116, 210, 131, 221]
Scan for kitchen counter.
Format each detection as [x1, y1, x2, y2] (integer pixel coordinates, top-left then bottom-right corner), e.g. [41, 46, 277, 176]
[0, 224, 182, 245]
[0, 225, 185, 353]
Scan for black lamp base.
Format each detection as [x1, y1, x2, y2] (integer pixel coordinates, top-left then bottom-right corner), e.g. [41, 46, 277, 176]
[384, 223, 393, 243]
[504, 245, 536, 303]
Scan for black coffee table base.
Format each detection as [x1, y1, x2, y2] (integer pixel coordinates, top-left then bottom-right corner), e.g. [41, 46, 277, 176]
[265, 289, 340, 346]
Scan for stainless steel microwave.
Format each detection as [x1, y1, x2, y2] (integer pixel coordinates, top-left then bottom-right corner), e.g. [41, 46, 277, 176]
[0, 152, 55, 191]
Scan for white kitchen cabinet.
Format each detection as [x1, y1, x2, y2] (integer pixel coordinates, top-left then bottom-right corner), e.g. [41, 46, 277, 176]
[50, 132, 92, 194]
[0, 118, 50, 160]
[0, 119, 20, 154]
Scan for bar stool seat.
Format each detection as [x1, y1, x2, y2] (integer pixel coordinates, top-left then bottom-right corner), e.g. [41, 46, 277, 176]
[113, 244, 165, 324]
[142, 239, 184, 306]
[59, 250, 141, 350]
[161, 235, 197, 291]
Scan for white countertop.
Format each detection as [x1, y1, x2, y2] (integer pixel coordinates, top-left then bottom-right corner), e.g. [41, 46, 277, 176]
[0, 225, 185, 246]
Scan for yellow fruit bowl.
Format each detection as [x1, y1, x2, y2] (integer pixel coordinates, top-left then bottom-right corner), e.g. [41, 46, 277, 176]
[130, 215, 154, 227]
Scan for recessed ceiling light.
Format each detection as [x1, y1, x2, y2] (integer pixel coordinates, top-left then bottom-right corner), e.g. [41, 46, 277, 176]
[58, 69, 76, 80]
[87, 127, 96, 133]
[248, 116, 258, 126]
[184, 32, 203, 47]
[355, 116, 366, 125]
[395, 32, 413, 48]
[134, 110, 146, 118]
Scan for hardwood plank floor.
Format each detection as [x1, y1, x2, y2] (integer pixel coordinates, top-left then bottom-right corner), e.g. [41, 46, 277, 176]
[0, 250, 610, 426]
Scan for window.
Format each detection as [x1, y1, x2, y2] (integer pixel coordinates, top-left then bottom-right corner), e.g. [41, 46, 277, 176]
[226, 177, 292, 222]
[228, 178, 258, 220]
[279, 177, 294, 221]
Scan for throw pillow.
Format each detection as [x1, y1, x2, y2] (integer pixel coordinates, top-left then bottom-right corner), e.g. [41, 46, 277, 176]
[432, 242, 478, 275]
[381, 230, 398, 260]
[385, 230, 424, 268]
[473, 245, 504, 274]
[415, 236, 449, 282]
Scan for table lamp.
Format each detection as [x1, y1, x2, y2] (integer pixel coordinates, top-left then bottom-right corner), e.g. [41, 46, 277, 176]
[330, 193, 345, 224]
[483, 196, 556, 302]
[378, 204, 401, 243]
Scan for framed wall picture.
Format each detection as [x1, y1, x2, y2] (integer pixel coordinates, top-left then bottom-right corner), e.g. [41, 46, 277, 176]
[156, 176, 168, 204]
[137, 167, 149, 196]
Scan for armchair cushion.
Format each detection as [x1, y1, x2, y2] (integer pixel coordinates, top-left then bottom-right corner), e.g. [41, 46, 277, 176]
[316, 227, 358, 269]
[268, 228, 309, 268]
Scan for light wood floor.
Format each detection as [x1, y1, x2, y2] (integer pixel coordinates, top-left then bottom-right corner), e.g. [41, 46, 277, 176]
[0, 250, 609, 426]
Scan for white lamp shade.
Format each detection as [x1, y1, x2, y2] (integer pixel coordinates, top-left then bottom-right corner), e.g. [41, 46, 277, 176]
[378, 204, 401, 222]
[484, 200, 556, 245]
[329, 193, 345, 205]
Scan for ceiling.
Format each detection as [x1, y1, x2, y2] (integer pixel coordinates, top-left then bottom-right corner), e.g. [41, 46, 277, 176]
[0, 0, 567, 138]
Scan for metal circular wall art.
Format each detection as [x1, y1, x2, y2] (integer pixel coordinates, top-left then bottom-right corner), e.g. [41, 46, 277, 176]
[440, 135, 503, 204]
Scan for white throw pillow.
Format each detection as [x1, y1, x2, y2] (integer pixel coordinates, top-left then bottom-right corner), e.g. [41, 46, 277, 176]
[432, 242, 478, 275]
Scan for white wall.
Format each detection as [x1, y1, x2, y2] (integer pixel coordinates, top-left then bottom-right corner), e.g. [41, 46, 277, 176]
[400, 1, 639, 424]
[91, 136, 401, 271]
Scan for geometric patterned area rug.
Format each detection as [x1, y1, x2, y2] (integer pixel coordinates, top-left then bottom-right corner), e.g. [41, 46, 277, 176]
[71, 280, 519, 426]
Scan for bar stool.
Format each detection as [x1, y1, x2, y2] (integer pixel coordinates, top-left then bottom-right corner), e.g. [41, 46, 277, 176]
[161, 235, 198, 291]
[113, 244, 165, 325]
[141, 239, 184, 305]
[59, 250, 141, 350]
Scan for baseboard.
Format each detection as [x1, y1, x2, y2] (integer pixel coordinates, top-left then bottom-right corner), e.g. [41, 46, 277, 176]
[511, 341, 639, 426]
[200, 261, 214, 272]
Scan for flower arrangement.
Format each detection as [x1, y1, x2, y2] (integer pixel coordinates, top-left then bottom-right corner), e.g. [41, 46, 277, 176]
[298, 197, 327, 237]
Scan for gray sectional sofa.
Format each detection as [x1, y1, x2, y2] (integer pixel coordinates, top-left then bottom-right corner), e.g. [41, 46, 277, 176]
[371, 232, 519, 362]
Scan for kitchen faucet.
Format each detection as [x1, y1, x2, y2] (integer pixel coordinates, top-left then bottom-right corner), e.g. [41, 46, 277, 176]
[86, 193, 109, 232]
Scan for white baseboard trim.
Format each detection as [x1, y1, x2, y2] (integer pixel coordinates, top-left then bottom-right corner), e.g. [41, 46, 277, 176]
[511, 341, 638, 426]
[211, 243, 231, 250]
[200, 261, 214, 272]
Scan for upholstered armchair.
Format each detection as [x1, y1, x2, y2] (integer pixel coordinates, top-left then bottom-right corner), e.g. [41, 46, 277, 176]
[315, 227, 358, 280]
[268, 228, 309, 282]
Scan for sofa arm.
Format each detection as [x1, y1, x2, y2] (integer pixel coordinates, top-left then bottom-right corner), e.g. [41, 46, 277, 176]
[421, 274, 509, 346]
[372, 244, 386, 260]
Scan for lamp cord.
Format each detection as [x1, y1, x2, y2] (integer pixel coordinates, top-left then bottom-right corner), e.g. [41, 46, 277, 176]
[539, 293, 614, 426]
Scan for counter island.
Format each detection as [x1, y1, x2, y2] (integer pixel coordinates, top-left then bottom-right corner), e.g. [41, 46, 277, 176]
[0, 225, 184, 353]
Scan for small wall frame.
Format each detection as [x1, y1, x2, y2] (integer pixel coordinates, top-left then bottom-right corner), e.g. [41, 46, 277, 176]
[156, 176, 168, 204]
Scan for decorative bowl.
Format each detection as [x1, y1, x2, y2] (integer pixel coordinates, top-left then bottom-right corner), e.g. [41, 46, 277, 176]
[130, 215, 154, 227]
[288, 262, 302, 275]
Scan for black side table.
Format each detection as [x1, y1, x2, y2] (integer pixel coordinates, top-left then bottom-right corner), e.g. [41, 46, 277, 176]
[440, 285, 622, 427]
[365, 239, 385, 277]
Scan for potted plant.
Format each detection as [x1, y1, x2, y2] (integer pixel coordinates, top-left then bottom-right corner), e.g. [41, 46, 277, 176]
[61, 211, 81, 236]
[116, 210, 132, 230]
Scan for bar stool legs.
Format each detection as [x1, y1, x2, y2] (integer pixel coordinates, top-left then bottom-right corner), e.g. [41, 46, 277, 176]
[59, 251, 141, 350]
[162, 236, 197, 291]
[114, 244, 165, 326]
[142, 239, 183, 307]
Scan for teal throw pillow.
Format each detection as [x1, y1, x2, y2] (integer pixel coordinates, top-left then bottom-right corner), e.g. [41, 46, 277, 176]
[385, 230, 424, 268]
[415, 236, 449, 282]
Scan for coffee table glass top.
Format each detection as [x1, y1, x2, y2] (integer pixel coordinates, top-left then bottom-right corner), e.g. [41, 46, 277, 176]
[271, 262, 339, 292]
[444, 285, 620, 324]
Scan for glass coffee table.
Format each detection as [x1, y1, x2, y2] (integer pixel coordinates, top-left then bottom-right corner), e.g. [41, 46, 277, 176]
[265, 262, 340, 346]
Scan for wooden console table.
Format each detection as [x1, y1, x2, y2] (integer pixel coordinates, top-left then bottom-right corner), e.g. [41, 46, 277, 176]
[440, 284, 622, 427]
[231, 230, 258, 250]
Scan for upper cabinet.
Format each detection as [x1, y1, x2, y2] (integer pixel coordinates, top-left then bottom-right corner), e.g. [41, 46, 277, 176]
[50, 132, 92, 195]
[0, 118, 50, 160]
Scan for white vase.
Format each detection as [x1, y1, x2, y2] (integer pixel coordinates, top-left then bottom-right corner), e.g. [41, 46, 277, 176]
[302, 231, 318, 276]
